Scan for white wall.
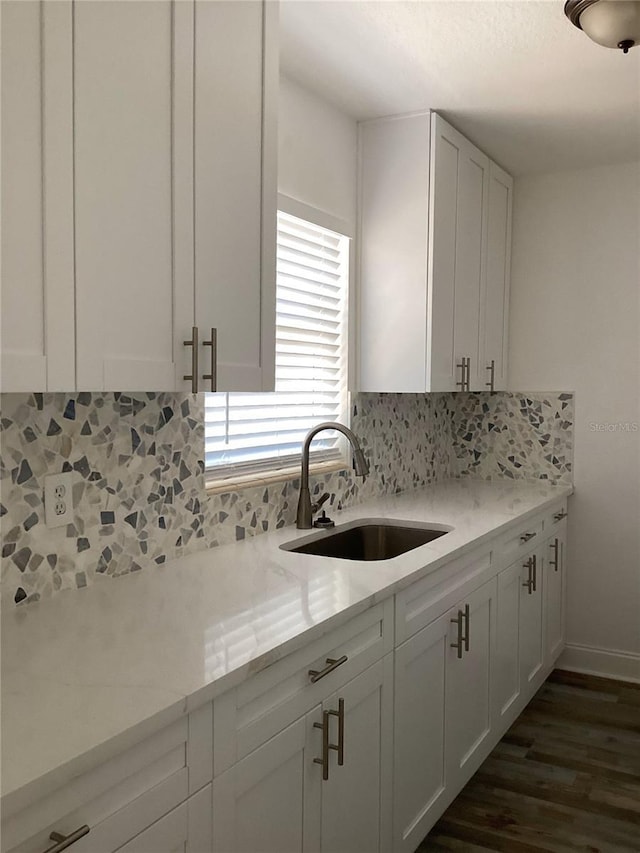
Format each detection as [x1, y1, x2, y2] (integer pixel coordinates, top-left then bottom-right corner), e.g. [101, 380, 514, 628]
[509, 161, 640, 680]
[278, 75, 357, 229]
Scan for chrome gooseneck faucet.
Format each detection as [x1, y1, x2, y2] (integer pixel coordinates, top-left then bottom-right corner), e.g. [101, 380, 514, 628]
[296, 422, 370, 529]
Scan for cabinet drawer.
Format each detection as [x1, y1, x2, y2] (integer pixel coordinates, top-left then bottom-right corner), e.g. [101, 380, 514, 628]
[114, 800, 188, 853]
[542, 500, 568, 533]
[3, 706, 212, 853]
[115, 784, 211, 853]
[395, 546, 493, 645]
[496, 516, 544, 568]
[213, 599, 393, 775]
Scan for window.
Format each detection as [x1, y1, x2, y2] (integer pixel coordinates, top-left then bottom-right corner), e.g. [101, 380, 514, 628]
[205, 208, 350, 481]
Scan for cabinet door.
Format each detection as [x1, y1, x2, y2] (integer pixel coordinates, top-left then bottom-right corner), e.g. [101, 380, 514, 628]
[427, 114, 459, 391]
[494, 560, 522, 729]
[306, 657, 393, 853]
[481, 161, 512, 391]
[1, 0, 74, 391]
[194, 0, 277, 392]
[445, 578, 496, 791]
[74, 0, 194, 391]
[545, 528, 566, 665]
[428, 114, 488, 391]
[520, 551, 545, 693]
[212, 716, 310, 853]
[393, 612, 449, 853]
[454, 141, 489, 392]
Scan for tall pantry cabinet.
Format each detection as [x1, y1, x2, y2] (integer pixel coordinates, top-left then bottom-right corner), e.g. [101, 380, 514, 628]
[1, 0, 277, 394]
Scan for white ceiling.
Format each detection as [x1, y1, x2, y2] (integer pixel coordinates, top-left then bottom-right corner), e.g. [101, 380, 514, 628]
[280, 0, 640, 175]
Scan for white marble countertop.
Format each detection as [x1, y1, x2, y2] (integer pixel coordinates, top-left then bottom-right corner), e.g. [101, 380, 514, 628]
[1, 478, 572, 813]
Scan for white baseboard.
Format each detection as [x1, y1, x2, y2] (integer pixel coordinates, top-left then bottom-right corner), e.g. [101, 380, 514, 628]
[558, 643, 640, 684]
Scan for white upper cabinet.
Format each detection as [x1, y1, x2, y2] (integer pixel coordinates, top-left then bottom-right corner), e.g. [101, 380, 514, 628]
[195, 0, 277, 393]
[481, 161, 513, 391]
[1, 0, 75, 392]
[1, 0, 276, 394]
[429, 115, 489, 391]
[358, 114, 431, 393]
[357, 111, 512, 393]
[74, 0, 190, 392]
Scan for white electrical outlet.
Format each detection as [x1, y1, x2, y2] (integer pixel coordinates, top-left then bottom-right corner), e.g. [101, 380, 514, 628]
[45, 472, 74, 528]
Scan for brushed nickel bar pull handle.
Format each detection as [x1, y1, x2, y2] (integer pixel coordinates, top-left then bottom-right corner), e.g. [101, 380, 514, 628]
[462, 603, 470, 652]
[549, 538, 559, 571]
[309, 655, 348, 684]
[202, 327, 217, 392]
[450, 610, 464, 658]
[522, 556, 534, 594]
[44, 826, 90, 853]
[532, 553, 538, 592]
[456, 358, 466, 390]
[183, 326, 199, 393]
[486, 359, 495, 391]
[329, 698, 345, 766]
[554, 510, 568, 522]
[465, 357, 471, 391]
[313, 710, 330, 780]
[520, 532, 536, 543]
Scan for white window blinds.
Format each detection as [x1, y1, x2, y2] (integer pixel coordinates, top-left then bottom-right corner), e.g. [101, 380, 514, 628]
[205, 210, 349, 477]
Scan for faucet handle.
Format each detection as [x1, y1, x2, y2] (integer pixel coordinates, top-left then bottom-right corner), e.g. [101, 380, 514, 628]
[311, 492, 331, 514]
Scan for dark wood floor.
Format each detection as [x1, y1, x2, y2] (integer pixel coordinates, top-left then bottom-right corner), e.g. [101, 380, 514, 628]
[418, 669, 640, 853]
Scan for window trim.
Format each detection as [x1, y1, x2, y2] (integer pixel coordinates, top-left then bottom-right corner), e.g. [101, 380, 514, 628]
[204, 197, 354, 491]
[205, 458, 349, 495]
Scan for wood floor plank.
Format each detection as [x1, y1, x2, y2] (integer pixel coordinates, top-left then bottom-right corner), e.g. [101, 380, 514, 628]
[512, 708, 640, 747]
[618, 688, 640, 709]
[527, 693, 640, 735]
[588, 775, 640, 816]
[548, 669, 640, 696]
[419, 669, 640, 852]
[523, 734, 640, 779]
[450, 786, 640, 851]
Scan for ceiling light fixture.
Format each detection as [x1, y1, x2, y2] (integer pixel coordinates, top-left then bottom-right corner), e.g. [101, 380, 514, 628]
[565, 0, 640, 53]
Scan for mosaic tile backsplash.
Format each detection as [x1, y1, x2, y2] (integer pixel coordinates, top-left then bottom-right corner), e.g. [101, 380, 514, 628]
[0, 390, 573, 607]
[448, 392, 574, 483]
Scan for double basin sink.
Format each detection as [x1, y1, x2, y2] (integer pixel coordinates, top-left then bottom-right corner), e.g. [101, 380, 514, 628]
[281, 519, 451, 562]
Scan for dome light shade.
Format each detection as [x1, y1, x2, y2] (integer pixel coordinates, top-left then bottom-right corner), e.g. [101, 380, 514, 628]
[565, 0, 640, 53]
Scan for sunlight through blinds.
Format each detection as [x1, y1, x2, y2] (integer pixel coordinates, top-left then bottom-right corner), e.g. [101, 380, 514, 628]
[205, 211, 349, 477]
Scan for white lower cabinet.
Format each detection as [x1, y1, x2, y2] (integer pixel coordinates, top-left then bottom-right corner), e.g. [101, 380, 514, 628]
[445, 578, 497, 792]
[495, 547, 545, 732]
[394, 502, 567, 853]
[310, 656, 394, 853]
[393, 611, 449, 853]
[519, 549, 545, 693]
[116, 801, 188, 853]
[393, 577, 496, 853]
[494, 559, 522, 728]
[545, 524, 567, 664]
[2, 708, 213, 853]
[116, 785, 212, 853]
[2, 504, 568, 853]
[494, 516, 568, 737]
[212, 717, 309, 853]
[212, 656, 394, 853]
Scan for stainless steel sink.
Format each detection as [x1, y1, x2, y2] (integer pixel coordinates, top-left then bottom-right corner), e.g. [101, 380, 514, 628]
[282, 520, 450, 561]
